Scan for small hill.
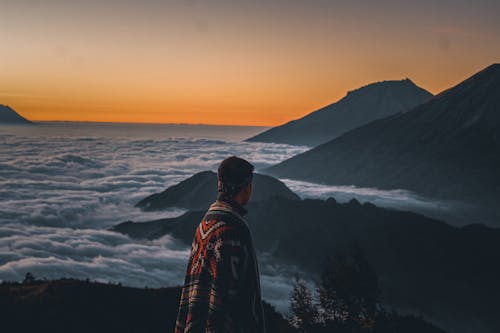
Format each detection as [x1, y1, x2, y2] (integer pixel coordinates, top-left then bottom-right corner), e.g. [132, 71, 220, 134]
[135, 170, 300, 211]
[112, 196, 500, 333]
[0, 104, 31, 124]
[246, 79, 432, 146]
[0, 278, 295, 333]
[264, 64, 500, 219]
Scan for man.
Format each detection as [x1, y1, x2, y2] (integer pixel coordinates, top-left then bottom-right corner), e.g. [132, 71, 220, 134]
[174, 156, 266, 333]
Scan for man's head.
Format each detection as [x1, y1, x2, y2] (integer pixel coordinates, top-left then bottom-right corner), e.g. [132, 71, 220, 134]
[217, 156, 254, 206]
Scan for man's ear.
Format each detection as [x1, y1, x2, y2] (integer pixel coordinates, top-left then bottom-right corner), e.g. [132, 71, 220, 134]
[246, 181, 253, 194]
[240, 182, 250, 196]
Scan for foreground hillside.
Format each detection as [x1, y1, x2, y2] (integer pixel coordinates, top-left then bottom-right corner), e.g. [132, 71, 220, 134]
[113, 196, 500, 333]
[0, 278, 295, 333]
[246, 79, 431, 146]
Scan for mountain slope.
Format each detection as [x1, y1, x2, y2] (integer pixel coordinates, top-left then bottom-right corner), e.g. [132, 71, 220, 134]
[112, 196, 500, 333]
[0, 104, 31, 124]
[135, 170, 300, 211]
[246, 79, 432, 146]
[264, 64, 500, 209]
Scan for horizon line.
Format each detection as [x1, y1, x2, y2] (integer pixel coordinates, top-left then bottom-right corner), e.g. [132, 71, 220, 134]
[28, 119, 271, 128]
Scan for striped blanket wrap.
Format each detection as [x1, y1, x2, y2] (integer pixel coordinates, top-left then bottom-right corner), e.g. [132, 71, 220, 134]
[174, 199, 266, 333]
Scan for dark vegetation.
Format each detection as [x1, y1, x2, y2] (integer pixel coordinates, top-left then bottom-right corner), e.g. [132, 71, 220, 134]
[0, 273, 295, 333]
[289, 251, 447, 333]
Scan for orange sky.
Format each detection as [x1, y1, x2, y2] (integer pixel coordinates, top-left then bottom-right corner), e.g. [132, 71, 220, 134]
[1, 1, 499, 126]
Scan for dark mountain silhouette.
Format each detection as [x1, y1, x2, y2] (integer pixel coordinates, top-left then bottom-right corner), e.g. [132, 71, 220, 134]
[136, 170, 300, 211]
[112, 196, 500, 333]
[0, 278, 295, 333]
[246, 79, 432, 146]
[0, 104, 31, 124]
[264, 64, 500, 221]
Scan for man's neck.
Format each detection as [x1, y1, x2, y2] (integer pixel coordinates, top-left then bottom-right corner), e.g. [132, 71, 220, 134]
[216, 193, 248, 216]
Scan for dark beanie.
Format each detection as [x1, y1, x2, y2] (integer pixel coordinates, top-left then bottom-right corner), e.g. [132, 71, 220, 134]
[217, 156, 254, 197]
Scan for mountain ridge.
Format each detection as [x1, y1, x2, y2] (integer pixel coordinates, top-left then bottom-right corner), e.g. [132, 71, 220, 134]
[263, 63, 500, 221]
[0, 104, 31, 124]
[245, 79, 432, 146]
[135, 170, 300, 211]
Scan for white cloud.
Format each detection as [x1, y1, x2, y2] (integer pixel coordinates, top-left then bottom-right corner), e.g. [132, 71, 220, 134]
[0, 127, 307, 228]
[0, 124, 309, 312]
[0, 223, 190, 287]
[279, 178, 471, 225]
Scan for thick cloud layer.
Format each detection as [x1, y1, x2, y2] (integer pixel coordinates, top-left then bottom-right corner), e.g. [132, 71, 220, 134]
[0, 223, 189, 287]
[0, 123, 310, 312]
[280, 178, 471, 225]
[0, 123, 307, 228]
[282, 178, 441, 208]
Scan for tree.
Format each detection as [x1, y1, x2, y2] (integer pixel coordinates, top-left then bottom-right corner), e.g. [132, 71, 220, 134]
[287, 249, 380, 332]
[287, 249, 447, 333]
[317, 249, 380, 329]
[289, 274, 318, 332]
[23, 272, 36, 284]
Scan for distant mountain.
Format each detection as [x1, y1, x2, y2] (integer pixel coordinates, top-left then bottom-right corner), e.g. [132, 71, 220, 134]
[135, 170, 300, 211]
[0, 104, 31, 124]
[0, 279, 295, 333]
[112, 196, 500, 333]
[264, 64, 500, 215]
[246, 79, 432, 146]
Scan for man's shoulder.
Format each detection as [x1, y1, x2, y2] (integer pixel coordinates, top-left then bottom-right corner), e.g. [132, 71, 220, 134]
[198, 210, 250, 241]
[208, 211, 249, 229]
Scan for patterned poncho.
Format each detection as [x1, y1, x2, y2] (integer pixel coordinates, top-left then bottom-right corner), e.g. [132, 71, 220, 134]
[174, 197, 266, 333]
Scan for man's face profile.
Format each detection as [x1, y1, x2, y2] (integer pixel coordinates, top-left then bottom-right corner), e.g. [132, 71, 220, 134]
[216, 177, 253, 206]
[241, 181, 252, 205]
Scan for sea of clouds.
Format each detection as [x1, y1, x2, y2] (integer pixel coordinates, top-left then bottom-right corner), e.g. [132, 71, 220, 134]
[0, 122, 311, 311]
[0, 122, 455, 312]
[0, 123, 308, 228]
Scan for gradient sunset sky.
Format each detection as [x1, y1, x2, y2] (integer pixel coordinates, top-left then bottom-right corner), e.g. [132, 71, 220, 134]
[1, 0, 499, 126]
